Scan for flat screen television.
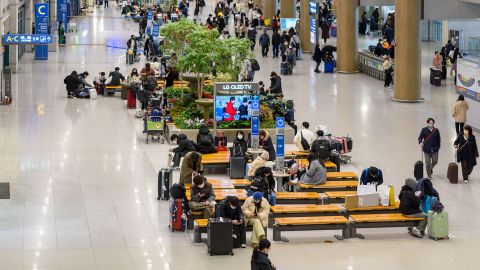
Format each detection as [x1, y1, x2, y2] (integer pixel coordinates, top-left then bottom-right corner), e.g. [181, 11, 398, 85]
[280, 18, 298, 30]
[214, 95, 260, 124]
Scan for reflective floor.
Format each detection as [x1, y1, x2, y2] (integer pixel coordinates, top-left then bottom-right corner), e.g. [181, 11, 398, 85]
[0, 2, 479, 270]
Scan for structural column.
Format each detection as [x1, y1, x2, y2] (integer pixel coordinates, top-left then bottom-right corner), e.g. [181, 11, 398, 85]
[393, 0, 421, 102]
[336, 0, 357, 73]
[8, 1, 19, 72]
[280, 0, 295, 18]
[299, 0, 309, 52]
[264, 0, 276, 20]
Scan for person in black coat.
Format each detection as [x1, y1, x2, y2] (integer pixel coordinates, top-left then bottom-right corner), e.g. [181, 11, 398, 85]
[259, 130, 275, 161]
[196, 124, 217, 154]
[418, 118, 441, 179]
[268, 72, 282, 97]
[271, 30, 281, 59]
[165, 67, 179, 88]
[374, 39, 384, 56]
[251, 239, 276, 270]
[64, 71, 83, 98]
[233, 130, 248, 157]
[454, 125, 479, 183]
[312, 44, 323, 73]
[218, 196, 246, 248]
[170, 134, 197, 167]
[399, 178, 427, 238]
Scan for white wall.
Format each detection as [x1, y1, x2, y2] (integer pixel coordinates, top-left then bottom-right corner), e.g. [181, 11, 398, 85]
[424, 0, 480, 20]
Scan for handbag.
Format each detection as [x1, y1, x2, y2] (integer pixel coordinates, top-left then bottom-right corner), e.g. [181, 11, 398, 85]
[300, 131, 310, 150]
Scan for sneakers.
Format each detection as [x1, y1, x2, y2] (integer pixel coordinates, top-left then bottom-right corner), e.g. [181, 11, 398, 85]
[241, 244, 246, 248]
[464, 180, 469, 184]
[409, 227, 423, 238]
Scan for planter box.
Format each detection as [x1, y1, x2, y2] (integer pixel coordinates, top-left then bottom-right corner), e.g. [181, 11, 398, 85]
[167, 124, 295, 145]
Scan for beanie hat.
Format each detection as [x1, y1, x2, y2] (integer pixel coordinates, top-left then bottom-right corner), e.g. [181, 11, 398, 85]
[405, 178, 417, 190]
[253, 192, 263, 201]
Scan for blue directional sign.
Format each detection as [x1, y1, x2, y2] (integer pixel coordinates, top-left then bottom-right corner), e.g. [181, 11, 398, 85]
[276, 117, 285, 129]
[58, 0, 69, 31]
[35, 3, 49, 60]
[251, 117, 259, 136]
[251, 100, 260, 110]
[3, 34, 53, 45]
[276, 135, 285, 157]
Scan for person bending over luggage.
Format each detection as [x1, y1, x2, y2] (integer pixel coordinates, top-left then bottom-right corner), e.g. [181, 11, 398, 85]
[360, 166, 383, 186]
[293, 122, 316, 151]
[64, 71, 83, 98]
[169, 134, 197, 168]
[248, 151, 269, 178]
[242, 192, 270, 248]
[399, 178, 428, 238]
[248, 166, 276, 206]
[196, 124, 217, 154]
[251, 239, 276, 270]
[287, 153, 327, 190]
[233, 131, 248, 157]
[218, 196, 246, 248]
[259, 130, 276, 161]
[179, 151, 203, 184]
[189, 175, 216, 218]
[76, 71, 93, 98]
[454, 125, 479, 183]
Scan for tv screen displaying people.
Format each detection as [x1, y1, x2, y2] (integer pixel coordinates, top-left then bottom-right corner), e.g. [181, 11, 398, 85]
[215, 95, 260, 123]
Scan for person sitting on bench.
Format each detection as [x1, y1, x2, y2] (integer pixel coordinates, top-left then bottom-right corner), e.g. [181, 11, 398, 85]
[248, 166, 276, 206]
[399, 178, 428, 238]
[360, 166, 383, 186]
[196, 124, 217, 154]
[259, 130, 276, 161]
[287, 153, 326, 190]
[179, 151, 203, 184]
[169, 134, 197, 168]
[189, 175, 216, 218]
[242, 192, 270, 248]
[248, 151, 269, 178]
[217, 196, 246, 248]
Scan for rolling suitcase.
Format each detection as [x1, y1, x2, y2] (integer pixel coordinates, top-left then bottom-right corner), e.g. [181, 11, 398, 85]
[447, 162, 458, 184]
[324, 61, 335, 73]
[169, 198, 186, 232]
[158, 168, 172, 200]
[232, 225, 243, 248]
[230, 157, 245, 179]
[208, 218, 234, 256]
[127, 89, 136, 109]
[430, 68, 441, 86]
[121, 86, 128, 100]
[428, 210, 449, 240]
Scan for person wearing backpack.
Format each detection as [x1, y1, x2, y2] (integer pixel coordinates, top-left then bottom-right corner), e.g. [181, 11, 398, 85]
[247, 25, 257, 51]
[293, 122, 316, 151]
[196, 124, 217, 154]
[248, 166, 276, 206]
[360, 166, 384, 186]
[259, 30, 270, 58]
[418, 118, 441, 179]
[454, 125, 479, 183]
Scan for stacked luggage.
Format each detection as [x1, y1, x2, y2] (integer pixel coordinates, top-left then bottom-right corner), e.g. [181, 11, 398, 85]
[327, 135, 353, 164]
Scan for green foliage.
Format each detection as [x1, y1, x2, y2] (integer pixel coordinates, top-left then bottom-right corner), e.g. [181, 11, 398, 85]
[164, 87, 183, 98]
[160, 19, 201, 56]
[217, 121, 251, 129]
[216, 38, 252, 82]
[177, 28, 220, 76]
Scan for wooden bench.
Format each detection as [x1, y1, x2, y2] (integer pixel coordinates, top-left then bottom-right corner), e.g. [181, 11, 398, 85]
[268, 204, 343, 228]
[323, 191, 358, 204]
[201, 151, 230, 170]
[272, 216, 350, 242]
[185, 183, 235, 189]
[193, 218, 264, 244]
[276, 192, 321, 204]
[285, 151, 310, 158]
[298, 181, 358, 193]
[104, 85, 123, 96]
[344, 202, 400, 216]
[186, 189, 247, 201]
[327, 172, 358, 181]
[349, 213, 424, 239]
[297, 159, 337, 172]
[208, 179, 251, 189]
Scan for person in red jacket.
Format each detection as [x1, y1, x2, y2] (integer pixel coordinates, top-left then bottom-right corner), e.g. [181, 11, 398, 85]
[224, 97, 237, 121]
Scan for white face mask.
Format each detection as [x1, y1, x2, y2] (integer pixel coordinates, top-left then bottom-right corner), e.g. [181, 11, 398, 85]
[237, 135, 243, 140]
[197, 184, 205, 188]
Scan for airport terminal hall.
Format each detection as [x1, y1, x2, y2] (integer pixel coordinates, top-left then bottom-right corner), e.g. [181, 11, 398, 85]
[3, 0, 480, 269]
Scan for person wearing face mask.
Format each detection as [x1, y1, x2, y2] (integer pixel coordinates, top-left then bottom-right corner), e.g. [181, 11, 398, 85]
[259, 130, 276, 161]
[217, 196, 246, 248]
[233, 130, 248, 157]
[169, 134, 197, 168]
[127, 68, 141, 85]
[268, 72, 282, 97]
[242, 192, 270, 248]
[189, 175, 216, 218]
[251, 239, 276, 270]
[418, 118, 441, 179]
[454, 125, 479, 183]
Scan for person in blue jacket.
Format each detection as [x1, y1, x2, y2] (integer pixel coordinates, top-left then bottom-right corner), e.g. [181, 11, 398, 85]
[360, 166, 383, 186]
[418, 118, 441, 179]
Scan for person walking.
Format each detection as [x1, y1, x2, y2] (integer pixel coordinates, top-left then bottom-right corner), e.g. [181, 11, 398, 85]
[312, 44, 323, 73]
[418, 118, 441, 179]
[454, 125, 479, 183]
[383, 55, 393, 89]
[320, 20, 330, 44]
[247, 24, 257, 51]
[259, 30, 270, 58]
[251, 239, 277, 270]
[104, 0, 109, 8]
[271, 30, 281, 58]
[452, 47, 462, 84]
[452, 95, 469, 135]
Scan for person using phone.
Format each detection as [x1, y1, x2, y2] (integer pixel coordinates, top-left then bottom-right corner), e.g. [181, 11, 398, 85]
[189, 175, 216, 218]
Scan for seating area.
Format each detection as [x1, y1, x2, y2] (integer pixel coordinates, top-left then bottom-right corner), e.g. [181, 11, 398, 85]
[201, 151, 230, 170]
[349, 214, 424, 239]
[298, 180, 359, 193]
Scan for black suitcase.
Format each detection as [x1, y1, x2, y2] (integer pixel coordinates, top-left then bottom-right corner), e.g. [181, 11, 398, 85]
[158, 168, 172, 200]
[430, 68, 441, 86]
[232, 225, 243, 248]
[414, 160, 424, 180]
[208, 218, 234, 256]
[230, 157, 245, 179]
[345, 137, 353, 151]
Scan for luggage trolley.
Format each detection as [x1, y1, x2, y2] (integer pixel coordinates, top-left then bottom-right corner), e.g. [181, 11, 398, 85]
[144, 115, 168, 144]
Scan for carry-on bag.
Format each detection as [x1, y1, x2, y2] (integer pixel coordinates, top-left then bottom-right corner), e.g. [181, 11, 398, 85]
[127, 88, 136, 109]
[232, 225, 243, 248]
[230, 157, 246, 179]
[89, 88, 97, 100]
[428, 210, 449, 240]
[447, 162, 458, 184]
[169, 198, 186, 232]
[208, 218, 234, 256]
[324, 61, 335, 73]
[158, 168, 172, 200]
[421, 195, 438, 214]
[430, 68, 441, 86]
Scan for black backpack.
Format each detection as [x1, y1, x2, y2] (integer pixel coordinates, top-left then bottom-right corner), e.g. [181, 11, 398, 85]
[315, 140, 331, 159]
[250, 59, 260, 71]
[231, 142, 244, 158]
[198, 134, 211, 145]
[249, 177, 265, 193]
[170, 183, 186, 199]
